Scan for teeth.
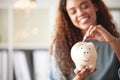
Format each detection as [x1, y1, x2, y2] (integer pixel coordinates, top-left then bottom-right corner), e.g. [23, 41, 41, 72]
[80, 17, 88, 24]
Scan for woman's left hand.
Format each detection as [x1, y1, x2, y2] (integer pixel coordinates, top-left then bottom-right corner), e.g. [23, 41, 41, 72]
[73, 66, 96, 80]
[84, 25, 116, 43]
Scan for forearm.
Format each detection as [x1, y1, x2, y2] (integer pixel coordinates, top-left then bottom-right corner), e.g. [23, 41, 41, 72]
[109, 37, 120, 61]
[73, 75, 85, 80]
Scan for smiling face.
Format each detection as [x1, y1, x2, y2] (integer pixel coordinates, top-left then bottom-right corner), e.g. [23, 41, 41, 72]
[66, 0, 98, 35]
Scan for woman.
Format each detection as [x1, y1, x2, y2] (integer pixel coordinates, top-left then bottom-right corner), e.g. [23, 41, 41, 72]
[50, 0, 120, 80]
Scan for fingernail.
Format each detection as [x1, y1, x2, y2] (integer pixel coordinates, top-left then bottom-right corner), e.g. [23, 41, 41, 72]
[85, 66, 89, 69]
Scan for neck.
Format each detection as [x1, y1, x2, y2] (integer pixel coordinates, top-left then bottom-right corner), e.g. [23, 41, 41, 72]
[81, 29, 87, 36]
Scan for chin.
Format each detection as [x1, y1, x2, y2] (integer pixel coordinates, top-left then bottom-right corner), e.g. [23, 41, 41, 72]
[82, 25, 90, 30]
[76, 24, 91, 30]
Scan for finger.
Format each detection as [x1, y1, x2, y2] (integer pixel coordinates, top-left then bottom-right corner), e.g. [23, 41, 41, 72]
[89, 26, 97, 35]
[96, 25, 113, 42]
[78, 66, 89, 76]
[96, 25, 110, 37]
[74, 68, 80, 74]
[83, 25, 93, 41]
[86, 25, 93, 36]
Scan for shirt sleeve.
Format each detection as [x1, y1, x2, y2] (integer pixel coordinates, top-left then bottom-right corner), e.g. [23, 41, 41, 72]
[49, 55, 66, 80]
[118, 68, 120, 79]
[118, 37, 120, 79]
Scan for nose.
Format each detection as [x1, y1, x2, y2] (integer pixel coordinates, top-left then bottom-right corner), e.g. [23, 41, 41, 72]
[77, 9, 85, 17]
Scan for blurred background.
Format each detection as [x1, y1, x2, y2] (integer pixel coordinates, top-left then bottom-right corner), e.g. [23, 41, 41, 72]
[0, 0, 120, 80]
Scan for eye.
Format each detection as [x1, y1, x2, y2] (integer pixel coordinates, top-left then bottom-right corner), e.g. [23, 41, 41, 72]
[81, 3, 89, 9]
[69, 9, 76, 15]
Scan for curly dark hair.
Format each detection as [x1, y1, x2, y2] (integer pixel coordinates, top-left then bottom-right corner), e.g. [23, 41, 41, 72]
[50, 0, 120, 79]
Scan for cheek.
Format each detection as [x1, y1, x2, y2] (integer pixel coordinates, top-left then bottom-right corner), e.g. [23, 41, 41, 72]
[87, 10, 97, 25]
[69, 15, 78, 26]
[70, 15, 76, 22]
[90, 10, 97, 20]
[92, 13, 97, 24]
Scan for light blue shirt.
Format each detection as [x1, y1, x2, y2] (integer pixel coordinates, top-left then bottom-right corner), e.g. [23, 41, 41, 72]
[50, 40, 120, 80]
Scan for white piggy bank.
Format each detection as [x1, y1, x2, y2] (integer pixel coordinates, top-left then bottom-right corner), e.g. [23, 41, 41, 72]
[71, 42, 97, 70]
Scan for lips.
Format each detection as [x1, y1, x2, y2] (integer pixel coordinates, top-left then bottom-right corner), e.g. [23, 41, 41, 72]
[79, 16, 90, 24]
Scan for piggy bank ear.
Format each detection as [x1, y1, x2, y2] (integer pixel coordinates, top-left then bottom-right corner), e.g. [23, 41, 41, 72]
[88, 42, 94, 47]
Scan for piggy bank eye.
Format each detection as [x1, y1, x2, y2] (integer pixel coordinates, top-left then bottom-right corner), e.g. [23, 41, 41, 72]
[81, 47, 83, 49]
[89, 48, 91, 50]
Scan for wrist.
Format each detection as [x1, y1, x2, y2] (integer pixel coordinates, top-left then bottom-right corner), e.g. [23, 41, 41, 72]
[73, 75, 86, 80]
[109, 37, 119, 46]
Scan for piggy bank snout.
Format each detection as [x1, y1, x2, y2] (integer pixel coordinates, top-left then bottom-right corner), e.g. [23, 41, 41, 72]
[79, 47, 91, 58]
[82, 50, 91, 58]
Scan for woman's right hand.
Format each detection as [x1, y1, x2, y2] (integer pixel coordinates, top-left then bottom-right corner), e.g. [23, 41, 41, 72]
[73, 66, 96, 80]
